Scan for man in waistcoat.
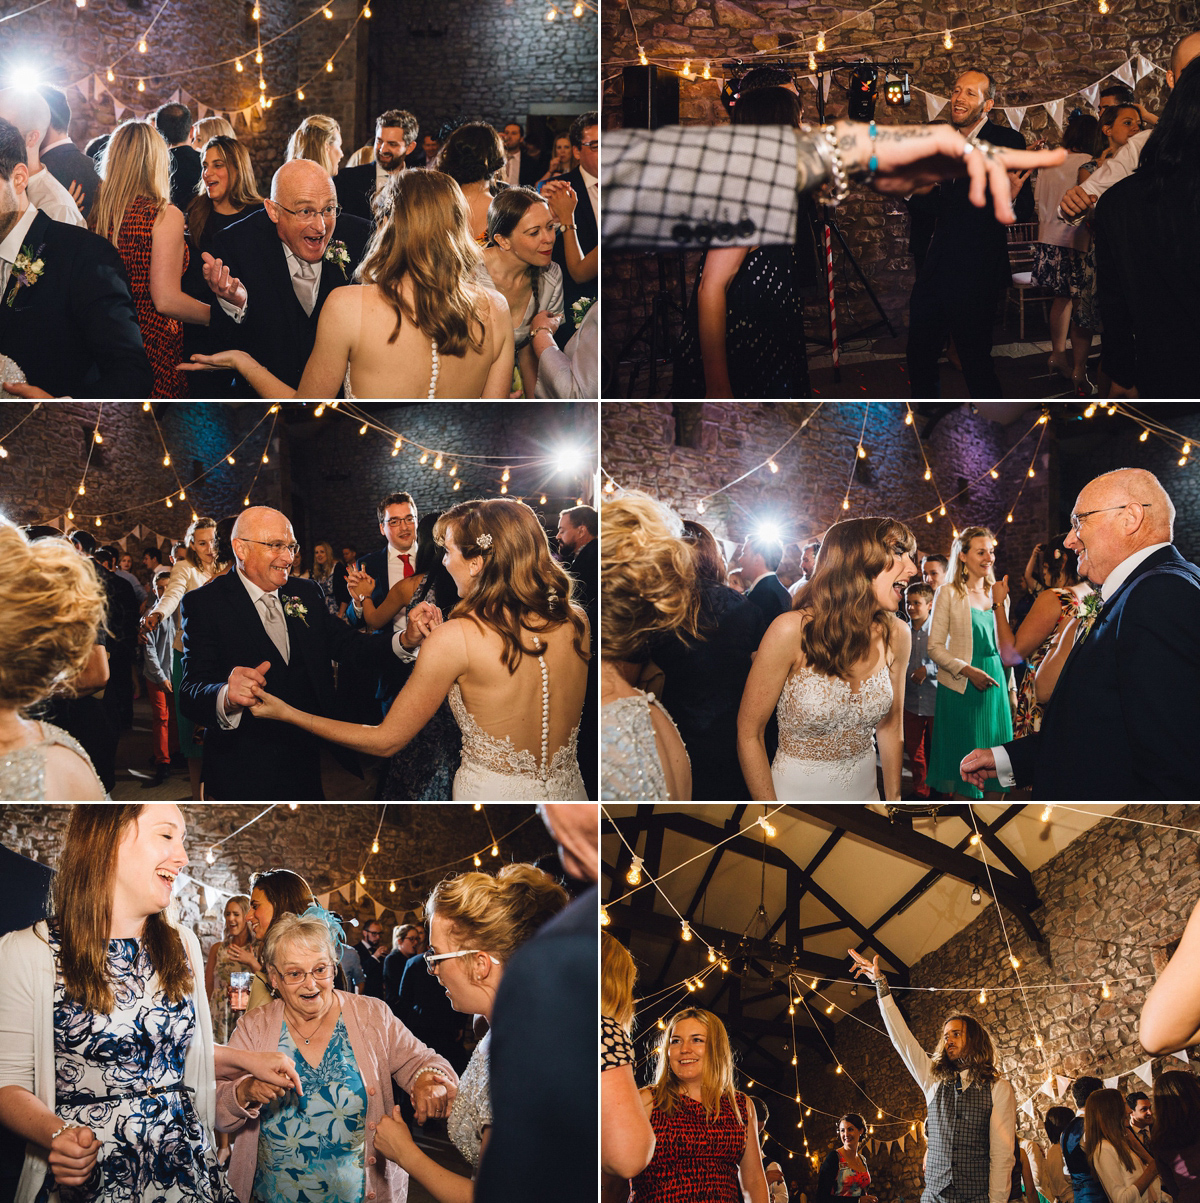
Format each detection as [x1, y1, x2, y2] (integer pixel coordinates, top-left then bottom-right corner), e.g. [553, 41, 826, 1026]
[850, 949, 1016, 1203]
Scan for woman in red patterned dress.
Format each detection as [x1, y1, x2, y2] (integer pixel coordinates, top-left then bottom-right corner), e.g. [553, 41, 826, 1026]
[632, 1007, 769, 1203]
[90, 121, 216, 397]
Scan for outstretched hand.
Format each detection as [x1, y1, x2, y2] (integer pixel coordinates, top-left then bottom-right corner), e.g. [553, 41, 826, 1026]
[848, 948, 884, 983]
[201, 252, 248, 309]
[960, 747, 997, 790]
[179, 350, 253, 374]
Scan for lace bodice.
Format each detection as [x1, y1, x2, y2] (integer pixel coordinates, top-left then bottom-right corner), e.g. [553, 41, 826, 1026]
[600, 690, 683, 801]
[775, 664, 892, 762]
[0, 720, 105, 801]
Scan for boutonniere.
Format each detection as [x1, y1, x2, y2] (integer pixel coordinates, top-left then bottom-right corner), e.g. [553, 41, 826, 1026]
[5, 243, 47, 308]
[1075, 591, 1104, 644]
[282, 596, 309, 625]
[324, 240, 351, 279]
[571, 296, 594, 325]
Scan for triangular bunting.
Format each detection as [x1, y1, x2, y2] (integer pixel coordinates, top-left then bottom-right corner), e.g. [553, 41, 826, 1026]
[1040, 1077, 1056, 1099]
[1171, 1048, 1190, 1063]
[823, 72, 833, 95]
[1056, 1074, 1071, 1098]
[113, 103, 126, 120]
[1020, 1097, 1036, 1118]
[1004, 106, 1027, 131]
[898, 1133, 906, 1152]
[202, 883, 220, 915]
[1082, 82, 1100, 108]
[1113, 59, 1136, 87]
[925, 91, 947, 121]
[1045, 98, 1065, 129]
[1133, 1061, 1154, 1087]
[74, 76, 90, 101]
[1103, 1075, 1120, 1089]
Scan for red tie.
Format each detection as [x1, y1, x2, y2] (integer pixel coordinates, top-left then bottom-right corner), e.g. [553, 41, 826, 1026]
[400, 554, 413, 578]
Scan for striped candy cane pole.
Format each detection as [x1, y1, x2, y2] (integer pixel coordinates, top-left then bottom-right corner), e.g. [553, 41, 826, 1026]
[823, 221, 839, 382]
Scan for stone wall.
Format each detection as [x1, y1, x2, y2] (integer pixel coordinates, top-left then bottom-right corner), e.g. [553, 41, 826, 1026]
[754, 805, 1200, 1184]
[600, 0, 1174, 355]
[602, 401, 1052, 588]
[0, 803, 559, 952]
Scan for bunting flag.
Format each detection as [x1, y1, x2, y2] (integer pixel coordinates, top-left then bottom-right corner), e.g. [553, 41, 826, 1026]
[1103, 1075, 1120, 1089]
[1135, 54, 1155, 82]
[1045, 98, 1065, 129]
[925, 91, 947, 121]
[1004, 106, 1027, 130]
[316, 892, 331, 910]
[1081, 82, 1100, 108]
[1056, 1075, 1072, 1098]
[1113, 59, 1136, 87]
[1040, 1078, 1057, 1099]
[898, 1134, 906, 1152]
[1171, 1049, 1190, 1063]
[1133, 1062, 1155, 1087]
[1020, 1097, 1036, 1118]
[202, 883, 220, 916]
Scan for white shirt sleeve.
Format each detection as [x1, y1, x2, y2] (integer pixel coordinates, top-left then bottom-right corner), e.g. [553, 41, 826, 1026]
[216, 684, 243, 729]
[391, 629, 417, 662]
[990, 744, 1016, 788]
[1079, 130, 1148, 200]
[878, 993, 938, 1099]
[26, 169, 85, 227]
[218, 294, 247, 323]
[989, 1078, 1017, 1203]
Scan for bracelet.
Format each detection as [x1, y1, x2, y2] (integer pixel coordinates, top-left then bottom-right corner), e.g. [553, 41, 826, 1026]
[866, 120, 878, 181]
[818, 124, 850, 206]
[49, 1121, 78, 1143]
[413, 1065, 454, 1084]
[530, 325, 557, 339]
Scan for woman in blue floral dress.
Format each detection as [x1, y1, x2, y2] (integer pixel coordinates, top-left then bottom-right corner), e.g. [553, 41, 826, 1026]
[0, 804, 238, 1203]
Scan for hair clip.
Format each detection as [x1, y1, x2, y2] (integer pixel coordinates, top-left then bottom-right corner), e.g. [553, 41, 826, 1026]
[476, 532, 493, 549]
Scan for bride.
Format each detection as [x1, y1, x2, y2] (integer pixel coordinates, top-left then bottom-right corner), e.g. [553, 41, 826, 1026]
[737, 517, 917, 801]
[248, 497, 590, 799]
[185, 170, 514, 398]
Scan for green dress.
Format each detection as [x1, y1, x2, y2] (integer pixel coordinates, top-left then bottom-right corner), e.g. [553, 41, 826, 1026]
[928, 605, 1013, 799]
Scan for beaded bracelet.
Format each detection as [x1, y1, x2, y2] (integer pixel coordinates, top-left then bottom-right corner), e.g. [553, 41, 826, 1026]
[866, 120, 879, 182]
[817, 124, 850, 206]
[530, 325, 557, 340]
[49, 1121, 78, 1143]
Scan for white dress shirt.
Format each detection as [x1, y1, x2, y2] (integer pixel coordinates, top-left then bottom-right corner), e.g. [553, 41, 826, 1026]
[579, 165, 598, 221]
[25, 169, 85, 227]
[505, 151, 522, 186]
[0, 204, 40, 299]
[215, 566, 293, 729]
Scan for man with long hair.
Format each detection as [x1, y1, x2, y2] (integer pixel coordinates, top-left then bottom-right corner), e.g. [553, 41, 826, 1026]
[850, 950, 1016, 1203]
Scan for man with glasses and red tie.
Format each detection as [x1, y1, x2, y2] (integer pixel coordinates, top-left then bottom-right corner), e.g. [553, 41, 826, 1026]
[960, 467, 1200, 799]
[179, 504, 437, 799]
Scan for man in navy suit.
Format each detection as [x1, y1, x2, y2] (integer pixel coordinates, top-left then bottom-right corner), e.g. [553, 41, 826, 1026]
[201, 158, 370, 393]
[740, 534, 792, 625]
[37, 86, 100, 219]
[547, 111, 598, 345]
[961, 468, 1200, 798]
[335, 109, 419, 222]
[179, 505, 433, 800]
[0, 119, 152, 398]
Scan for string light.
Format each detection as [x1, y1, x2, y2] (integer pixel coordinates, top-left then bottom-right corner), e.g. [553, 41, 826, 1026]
[601, 907, 610, 926]
[639, 47, 648, 65]
[702, 61, 711, 79]
[77, 483, 86, 495]
[756, 815, 777, 838]
[768, 459, 779, 473]
[816, 31, 825, 50]
[453, 481, 462, 490]
[107, 68, 115, 81]
[924, 468, 932, 481]
[1085, 403, 1097, 418]
[1010, 955, 1020, 970]
[371, 838, 380, 854]
[490, 843, 499, 857]
[939, 504, 946, 515]
[434, 453, 444, 470]
[94, 517, 101, 527]
[93, 431, 103, 444]
[681, 920, 693, 942]
[905, 412, 913, 425]
[842, 498, 850, 510]
[326, 60, 334, 71]
[708, 947, 716, 963]
[473, 854, 482, 867]
[857, 444, 866, 459]
[792, 1055, 798, 1066]
[255, 50, 264, 64]
[835, 1065, 843, 1074]
[500, 484, 508, 495]
[1041, 806, 1054, 822]
[138, 38, 148, 53]
[626, 856, 644, 886]
[235, 59, 244, 72]
[501, 466, 511, 482]
[943, 30, 953, 48]
[1006, 512, 1014, 523]
[825, 1003, 834, 1014]
[138, 79, 146, 91]
[1028, 467, 1036, 478]
[979, 988, 987, 1004]
[808, 51, 817, 71]
[969, 833, 981, 845]
[1184, 443, 1192, 455]
[926, 513, 934, 524]
[1101, 980, 1110, 999]
[449, 464, 457, 476]
[389, 880, 396, 893]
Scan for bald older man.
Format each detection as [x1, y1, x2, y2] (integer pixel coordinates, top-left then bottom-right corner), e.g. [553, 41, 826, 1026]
[178, 506, 438, 798]
[962, 468, 1200, 798]
[200, 157, 371, 394]
[0, 89, 83, 226]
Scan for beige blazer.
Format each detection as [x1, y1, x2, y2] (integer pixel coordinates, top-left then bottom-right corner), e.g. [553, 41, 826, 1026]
[927, 584, 1014, 695]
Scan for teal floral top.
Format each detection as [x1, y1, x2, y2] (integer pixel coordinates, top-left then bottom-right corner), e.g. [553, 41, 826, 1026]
[252, 1015, 368, 1203]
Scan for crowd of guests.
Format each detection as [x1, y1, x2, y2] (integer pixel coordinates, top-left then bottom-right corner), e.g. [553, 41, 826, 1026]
[0, 88, 598, 398]
[600, 463, 1197, 801]
[0, 491, 597, 802]
[0, 801, 599, 1203]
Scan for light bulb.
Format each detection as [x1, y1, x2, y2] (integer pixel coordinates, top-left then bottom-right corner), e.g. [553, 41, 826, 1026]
[1034, 1035, 1043, 1047]
[926, 513, 934, 524]
[857, 444, 866, 459]
[1006, 513, 1014, 523]
[943, 31, 953, 48]
[473, 802, 482, 811]
[1180, 457, 1190, 467]
[1010, 955, 1020, 970]
[255, 50, 263, 63]
[816, 31, 825, 50]
[236, 59, 244, 72]
[1028, 467, 1036, 478]
[842, 498, 850, 510]
[835, 1064, 843, 1074]
[419, 452, 429, 464]
[990, 468, 999, 479]
[924, 467, 932, 481]
[1185, 443, 1193, 455]
[792, 1055, 798, 1065]
[697, 500, 707, 514]
[67, 509, 74, 519]
[1085, 403, 1097, 418]
[702, 60, 711, 79]
[825, 1003, 834, 1014]
[324, 5, 333, 14]
[243, 497, 250, 506]
[756, 815, 776, 838]
[768, 459, 779, 473]
[449, 464, 457, 476]
[1039, 413, 1050, 424]
[259, 78, 266, 91]
[626, 856, 643, 886]
[805, 1107, 812, 1116]
[326, 61, 334, 72]
[789, 1005, 796, 1015]
[178, 489, 186, 501]
[639, 47, 648, 65]
[905, 411, 913, 425]
[93, 431, 103, 444]
[78, 484, 86, 495]
[434, 454, 444, 470]
[681, 921, 692, 942]
[969, 833, 980, 845]
[389, 880, 395, 893]
[94, 517, 101, 527]
[953, 527, 961, 539]
[490, 844, 499, 857]
[546, 7, 556, 17]
[252, 2, 260, 16]
[1101, 980, 1110, 999]
[205, 848, 216, 864]
[358, 423, 368, 435]
[371, 839, 379, 854]
[501, 467, 511, 482]
[979, 988, 987, 1004]
[453, 480, 462, 491]
[1041, 805, 1053, 822]
[601, 907, 610, 926]
[809, 51, 817, 71]
[939, 505, 947, 516]
[265, 99, 273, 108]
[810, 978, 818, 990]
[1140, 429, 1149, 442]
[540, 492, 549, 503]
[500, 484, 508, 495]
[681, 60, 692, 78]
[971, 885, 981, 903]
[138, 78, 146, 91]
[473, 854, 482, 867]
[720, 959, 729, 972]
[165, 498, 173, 509]
[1098, 0, 1108, 11]
[363, 2, 371, 13]
[877, 1109, 883, 1119]
[850, 984, 858, 996]
[106, 68, 115, 81]
[138, 38, 147, 53]
[708, 947, 716, 963]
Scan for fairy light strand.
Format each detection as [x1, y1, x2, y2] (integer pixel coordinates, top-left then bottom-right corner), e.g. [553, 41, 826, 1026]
[840, 403, 871, 513]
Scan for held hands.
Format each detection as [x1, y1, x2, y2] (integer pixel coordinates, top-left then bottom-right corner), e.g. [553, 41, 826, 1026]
[226, 660, 271, 712]
[959, 747, 998, 790]
[848, 948, 885, 985]
[236, 1076, 289, 1109]
[201, 252, 249, 310]
[372, 1106, 419, 1168]
[246, 686, 288, 723]
[48, 1125, 101, 1187]
[410, 1072, 456, 1124]
[346, 569, 376, 601]
[400, 602, 444, 650]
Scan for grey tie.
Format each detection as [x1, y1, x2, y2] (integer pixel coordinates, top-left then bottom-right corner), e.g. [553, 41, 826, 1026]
[260, 594, 290, 663]
[292, 259, 319, 317]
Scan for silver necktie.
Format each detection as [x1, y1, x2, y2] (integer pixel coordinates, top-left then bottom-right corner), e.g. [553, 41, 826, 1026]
[260, 594, 290, 663]
[293, 259, 319, 317]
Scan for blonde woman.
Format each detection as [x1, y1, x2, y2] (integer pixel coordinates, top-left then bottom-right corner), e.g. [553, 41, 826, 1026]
[143, 517, 221, 800]
[601, 491, 697, 801]
[285, 114, 344, 176]
[190, 115, 236, 150]
[632, 1008, 768, 1203]
[0, 520, 106, 801]
[309, 541, 346, 618]
[90, 120, 215, 396]
[926, 526, 1016, 799]
[205, 894, 253, 1043]
[737, 517, 917, 802]
[187, 170, 513, 398]
[602, 934, 655, 1203]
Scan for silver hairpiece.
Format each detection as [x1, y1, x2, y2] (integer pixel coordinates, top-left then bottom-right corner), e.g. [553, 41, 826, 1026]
[547, 589, 559, 608]
[477, 532, 493, 550]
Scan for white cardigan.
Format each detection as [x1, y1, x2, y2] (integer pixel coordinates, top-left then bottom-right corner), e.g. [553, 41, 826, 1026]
[0, 920, 218, 1203]
[149, 560, 213, 652]
[1092, 1138, 1160, 1203]
[927, 584, 1015, 696]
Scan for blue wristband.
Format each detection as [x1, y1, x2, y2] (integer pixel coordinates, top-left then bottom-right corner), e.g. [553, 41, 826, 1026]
[867, 120, 878, 176]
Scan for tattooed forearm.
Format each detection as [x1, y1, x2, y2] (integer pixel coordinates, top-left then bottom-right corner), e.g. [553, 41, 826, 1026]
[876, 126, 936, 142]
[795, 131, 831, 195]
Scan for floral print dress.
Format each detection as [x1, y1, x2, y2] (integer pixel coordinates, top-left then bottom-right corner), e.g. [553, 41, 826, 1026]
[45, 924, 234, 1203]
[252, 1017, 368, 1203]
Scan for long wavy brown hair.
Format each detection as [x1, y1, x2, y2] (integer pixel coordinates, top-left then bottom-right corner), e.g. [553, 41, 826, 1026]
[187, 135, 264, 243]
[432, 498, 588, 673]
[790, 516, 916, 679]
[650, 1007, 744, 1124]
[54, 806, 192, 1013]
[929, 1012, 998, 1085]
[358, 169, 486, 357]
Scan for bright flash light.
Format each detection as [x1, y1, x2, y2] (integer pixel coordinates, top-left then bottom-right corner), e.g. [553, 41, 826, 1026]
[754, 521, 782, 546]
[554, 447, 582, 475]
[10, 65, 44, 91]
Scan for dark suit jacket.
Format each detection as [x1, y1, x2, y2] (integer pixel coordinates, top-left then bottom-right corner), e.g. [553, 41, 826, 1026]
[567, 538, 597, 622]
[549, 166, 598, 343]
[208, 207, 371, 391]
[746, 572, 792, 625]
[179, 570, 377, 800]
[475, 887, 597, 1203]
[1004, 545, 1200, 798]
[0, 210, 153, 397]
[169, 144, 203, 213]
[41, 141, 101, 220]
[335, 163, 381, 223]
[347, 545, 413, 709]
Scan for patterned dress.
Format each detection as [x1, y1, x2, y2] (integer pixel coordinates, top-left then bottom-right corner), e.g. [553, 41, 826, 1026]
[207, 940, 248, 1044]
[632, 1092, 750, 1203]
[116, 195, 189, 398]
[601, 1014, 634, 1072]
[45, 924, 234, 1203]
[1013, 588, 1087, 738]
[253, 1016, 368, 1203]
[446, 1030, 492, 1170]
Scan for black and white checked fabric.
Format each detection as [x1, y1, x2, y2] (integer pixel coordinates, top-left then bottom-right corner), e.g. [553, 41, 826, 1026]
[924, 1075, 994, 1203]
[602, 124, 801, 251]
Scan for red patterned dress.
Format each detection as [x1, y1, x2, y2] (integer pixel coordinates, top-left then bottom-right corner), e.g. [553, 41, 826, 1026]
[117, 195, 188, 398]
[632, 1092, 750, 1203]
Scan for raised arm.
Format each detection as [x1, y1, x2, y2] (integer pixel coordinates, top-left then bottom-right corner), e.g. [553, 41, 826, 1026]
[737, 611, 802, 801]
[848, 949, 937, 1096]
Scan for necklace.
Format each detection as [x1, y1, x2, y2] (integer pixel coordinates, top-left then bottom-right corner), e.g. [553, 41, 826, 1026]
[287, 1004, 334, 1046]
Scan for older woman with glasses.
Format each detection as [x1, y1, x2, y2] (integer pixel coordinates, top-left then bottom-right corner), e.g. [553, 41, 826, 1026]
[216, 912, 457, 1203]
[371, 864, 568, 1202]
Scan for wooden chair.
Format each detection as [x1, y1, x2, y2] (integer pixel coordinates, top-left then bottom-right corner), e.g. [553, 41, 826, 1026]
[1004, 222, 1052, 340]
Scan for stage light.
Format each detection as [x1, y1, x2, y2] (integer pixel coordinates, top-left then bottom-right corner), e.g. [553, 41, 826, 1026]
[848, 65, 878, 122]
[884, 74, 912, 106]
[555, 446, 582, 474]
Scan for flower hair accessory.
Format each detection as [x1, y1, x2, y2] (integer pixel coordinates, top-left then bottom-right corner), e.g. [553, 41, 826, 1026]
[476, 532, 493, 550]
[300, 902, 348, 956]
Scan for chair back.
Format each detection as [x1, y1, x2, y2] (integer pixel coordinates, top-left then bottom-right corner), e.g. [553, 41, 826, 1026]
[1007, 222, 1040, 285]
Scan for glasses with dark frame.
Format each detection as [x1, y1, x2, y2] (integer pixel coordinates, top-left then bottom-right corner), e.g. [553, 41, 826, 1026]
[1069, 502, 1152, 535]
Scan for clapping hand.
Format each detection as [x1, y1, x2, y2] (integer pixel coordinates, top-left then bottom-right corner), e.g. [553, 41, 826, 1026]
[201, 252, 249, 310]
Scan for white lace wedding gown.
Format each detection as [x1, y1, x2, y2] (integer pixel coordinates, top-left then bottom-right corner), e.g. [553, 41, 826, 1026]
[770, 664, 891, 800]
[447, 663, 586, 800]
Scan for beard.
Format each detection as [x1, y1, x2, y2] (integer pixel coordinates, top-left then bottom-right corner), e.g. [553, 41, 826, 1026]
[950, 101, 986, 131]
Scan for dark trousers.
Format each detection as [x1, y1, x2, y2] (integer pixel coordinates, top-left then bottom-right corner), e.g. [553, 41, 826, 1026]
[906, 272, 1004, 397]
[903, 708, 934, 797]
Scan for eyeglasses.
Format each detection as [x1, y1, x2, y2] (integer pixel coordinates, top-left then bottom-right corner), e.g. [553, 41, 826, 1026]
[384, 517, 417, 528]
[237, 538, 300, 556]
[580, 140, 599, 149]
[423, 948, 501, 974]
[273, 964, 335, 985]
[1069, 502, 1151, 534]
[272, 202, 342, 222]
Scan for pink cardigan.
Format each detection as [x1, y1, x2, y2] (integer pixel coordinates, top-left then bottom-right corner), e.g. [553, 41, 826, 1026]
[216, 991, 458, 1203]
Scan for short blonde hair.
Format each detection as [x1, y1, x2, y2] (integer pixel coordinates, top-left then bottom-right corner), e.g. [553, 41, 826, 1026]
[601, 491, 699, 662]
[286, 114, 342, 176]
[0, 521, 107, 709]
[192, 116, 235, 146]
[425, 863, 568, 966]
[602, 932, 637, 1032]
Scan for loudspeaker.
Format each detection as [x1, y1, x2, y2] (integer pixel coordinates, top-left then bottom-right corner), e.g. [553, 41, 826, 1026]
[622, 65, 680, 130]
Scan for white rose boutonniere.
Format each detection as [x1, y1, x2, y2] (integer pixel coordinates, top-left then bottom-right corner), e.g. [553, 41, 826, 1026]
[570, 296, 595, 326]
[282, 597, 309, 625]
[324, 240, 351, 279]
[6, 243, 47, 308]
